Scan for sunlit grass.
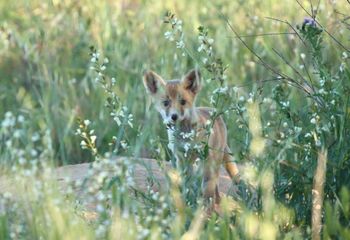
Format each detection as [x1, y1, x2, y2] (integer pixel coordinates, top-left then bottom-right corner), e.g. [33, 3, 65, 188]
[0, 0, 349, 239]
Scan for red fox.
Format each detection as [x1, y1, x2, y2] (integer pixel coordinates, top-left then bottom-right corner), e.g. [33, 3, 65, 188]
[143, 69, 240, 209]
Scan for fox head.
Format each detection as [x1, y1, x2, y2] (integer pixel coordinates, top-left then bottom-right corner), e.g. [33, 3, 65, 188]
[143, 69, 201, 125]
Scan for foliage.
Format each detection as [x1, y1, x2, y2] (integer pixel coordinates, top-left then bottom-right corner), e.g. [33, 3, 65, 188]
[0, 0, 349, 239]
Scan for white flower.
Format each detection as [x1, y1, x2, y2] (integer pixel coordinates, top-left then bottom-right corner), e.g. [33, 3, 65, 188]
[31, 132, 40, 142]
[120, 140, 128, 149]
[300, 53, 306, 59]
[30, 149, 38, 157]
[5, 140, 12, 148]
[176, 40, 185, 49]
[315, 140, 321, 147]
[294, 127, 302, 133]
[2, 112, 16, 128]
[127, 114, 133, 128]
[91, 135, 97, 144]
[84, 119, 91, 126]
[263, 97, 272, 103]
[5, 111, 12, 118]
[305, 133, 312, 138]
[319, 88, 326, 95]
[18, 157, 26, 165]
[114, 116, 121, 126]
[17, 115, 25, 123]
[197, 44, 205, 52]
[164, 31, 174, 41]
[80, 140, 87, 147]
[97, 192, 105, 201]
[281, 101, 290, 107]
[310, 118, 317, 124]
[13, 130, 21, 138]
[213, 86, 228, 94]
[205, 120, 211, 126]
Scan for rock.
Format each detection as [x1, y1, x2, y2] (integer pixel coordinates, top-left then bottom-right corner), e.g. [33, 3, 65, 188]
[54, 157, 236, 195]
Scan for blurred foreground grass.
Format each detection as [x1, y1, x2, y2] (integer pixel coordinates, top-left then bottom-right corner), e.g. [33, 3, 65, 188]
[0, 0, 350, 239]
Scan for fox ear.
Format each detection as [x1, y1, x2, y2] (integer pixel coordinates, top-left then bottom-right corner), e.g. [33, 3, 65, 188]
[182, 69, 201, 94]
[143, 71, 166, 95]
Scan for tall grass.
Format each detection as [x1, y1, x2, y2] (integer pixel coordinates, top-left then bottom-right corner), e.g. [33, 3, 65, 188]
[0, 0, 349, 239]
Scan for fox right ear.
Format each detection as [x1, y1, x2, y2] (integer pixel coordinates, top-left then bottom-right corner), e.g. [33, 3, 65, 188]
[143, 71, 166, 95]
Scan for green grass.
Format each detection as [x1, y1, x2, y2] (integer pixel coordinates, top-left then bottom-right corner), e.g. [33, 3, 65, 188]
[0, 0, 346, 164]
[0, 0, 350, 239]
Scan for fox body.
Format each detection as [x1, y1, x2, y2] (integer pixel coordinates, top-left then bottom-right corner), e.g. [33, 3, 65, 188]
[143, 69, 239, 205]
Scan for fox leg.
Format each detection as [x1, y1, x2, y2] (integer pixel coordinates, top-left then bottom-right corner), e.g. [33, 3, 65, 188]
[223, 146, 240, 183]
[202, 151, 222, 206]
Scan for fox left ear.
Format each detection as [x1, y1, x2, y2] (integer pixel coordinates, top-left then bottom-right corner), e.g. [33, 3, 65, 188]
[182, 69, 201, 95]
[143, 71, 166, 95]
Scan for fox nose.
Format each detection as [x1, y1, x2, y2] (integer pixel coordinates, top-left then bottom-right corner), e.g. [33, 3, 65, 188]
[171, 114, 178, 122]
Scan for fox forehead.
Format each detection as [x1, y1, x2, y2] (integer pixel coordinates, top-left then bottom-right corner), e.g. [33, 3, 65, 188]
[163, 80, 194, 103]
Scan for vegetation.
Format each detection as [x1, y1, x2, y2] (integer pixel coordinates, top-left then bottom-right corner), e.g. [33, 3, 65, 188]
[0, 0, 349, 239]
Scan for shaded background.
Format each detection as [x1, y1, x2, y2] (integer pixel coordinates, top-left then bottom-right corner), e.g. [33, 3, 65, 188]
[0, 0, 348, 165]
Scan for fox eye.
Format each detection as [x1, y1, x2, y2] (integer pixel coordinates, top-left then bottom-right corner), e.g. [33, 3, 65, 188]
[180, 99, 186, 105]
[163, 100, 170, 107]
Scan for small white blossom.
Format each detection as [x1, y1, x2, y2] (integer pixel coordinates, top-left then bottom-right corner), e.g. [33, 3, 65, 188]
[80, 140, 87, 148]
[13, 130, 21, 138]
[120, 140, 128, 149]
[17, 115, 25, 123]
[84, 119, 91, 126]
[176, 40, 185, 49]
[31, 132, 40, 142]
[91, 135, 97, 144]
[305, 133, 312, 138]
[310, 118, 317, 124]
[30, 149, 38, 157]
[315, 140, 322, 147]
[164, 31, 174, 41]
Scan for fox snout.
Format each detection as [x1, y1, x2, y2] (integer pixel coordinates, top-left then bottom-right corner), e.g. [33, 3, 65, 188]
[171, 113, 178, 122]
[166, 111, 179, 125]
[143, 69, 201, 125]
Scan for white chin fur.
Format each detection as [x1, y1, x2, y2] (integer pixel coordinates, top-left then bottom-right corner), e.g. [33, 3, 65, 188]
[182, 108, 192, 120]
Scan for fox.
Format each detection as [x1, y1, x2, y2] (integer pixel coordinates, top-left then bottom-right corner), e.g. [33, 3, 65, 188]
[143, 69, 240, 209]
